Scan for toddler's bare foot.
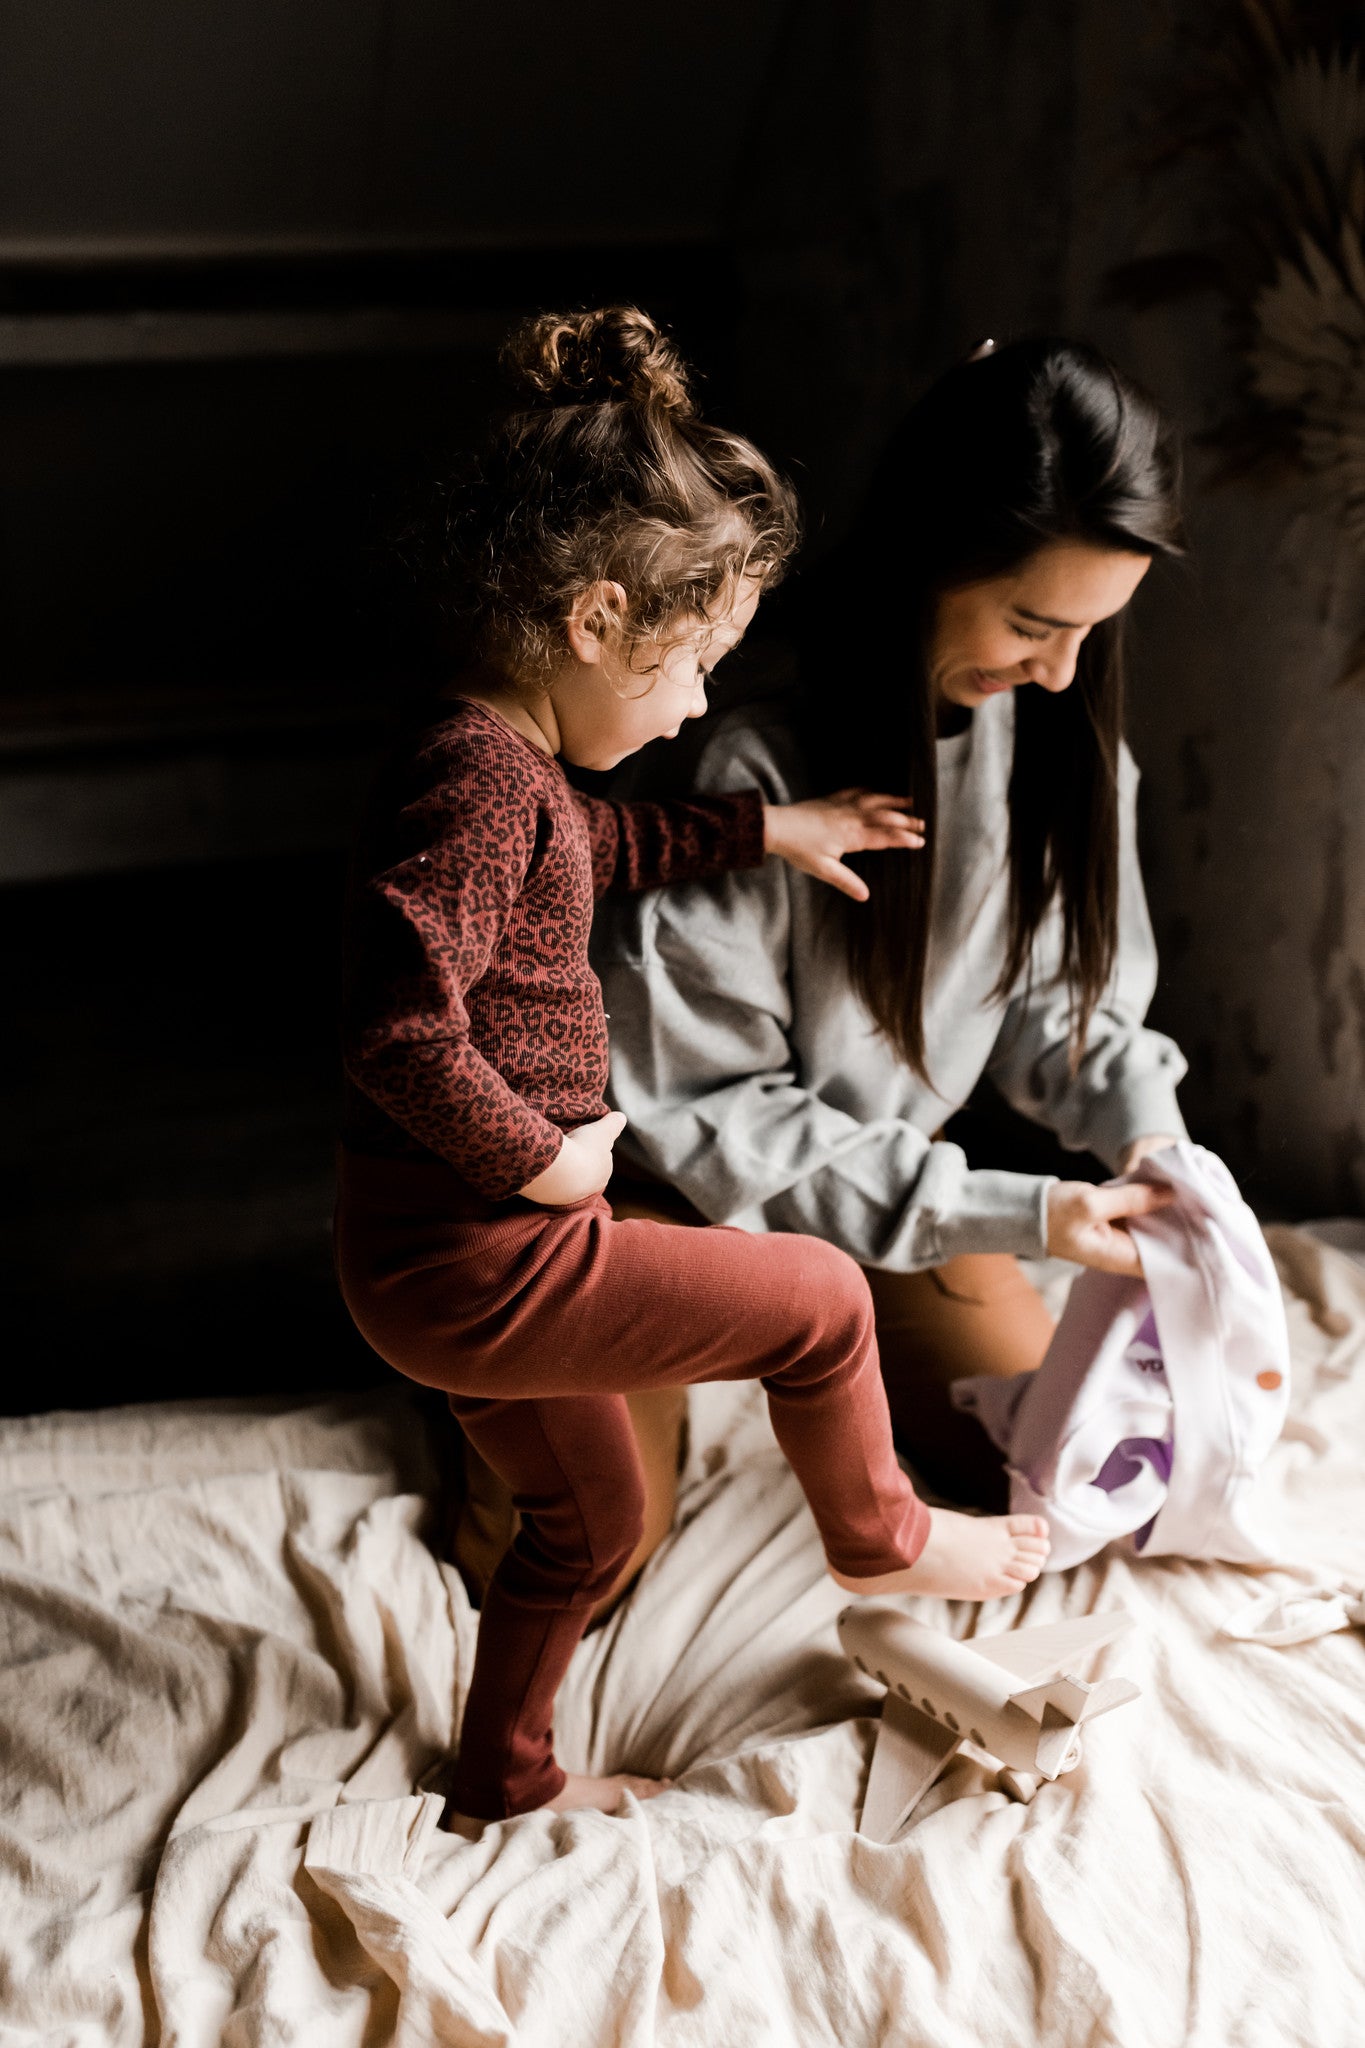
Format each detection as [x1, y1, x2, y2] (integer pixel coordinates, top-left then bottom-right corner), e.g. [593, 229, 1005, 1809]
[545, 1771, 671, 1814]
[440, 1769, 670, 1837]
[829, 1509, 1050, 1601]
[438, 1804, 486, 1840]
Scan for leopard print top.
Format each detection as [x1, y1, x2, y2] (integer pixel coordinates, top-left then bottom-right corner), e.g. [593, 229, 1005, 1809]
[341, 699, 766, 1199]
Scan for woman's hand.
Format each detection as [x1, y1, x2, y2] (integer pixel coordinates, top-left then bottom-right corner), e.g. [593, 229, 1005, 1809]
[520, 1111, 626, 1206]
[1046, 1180, 1175, 1276]
[762, 791, 925, 901]
[1118, 1133, 1182, 1174]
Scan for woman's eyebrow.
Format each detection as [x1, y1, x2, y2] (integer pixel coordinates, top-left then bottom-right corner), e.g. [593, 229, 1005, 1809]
[1014, 604, 1084, 630]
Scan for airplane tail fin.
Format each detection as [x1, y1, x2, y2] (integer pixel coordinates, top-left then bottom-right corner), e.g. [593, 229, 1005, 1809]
[1010, 1673, 1143, 1778]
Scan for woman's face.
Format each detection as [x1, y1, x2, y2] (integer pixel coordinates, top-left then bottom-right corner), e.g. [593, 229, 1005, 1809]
[927, 540, 1152, 712]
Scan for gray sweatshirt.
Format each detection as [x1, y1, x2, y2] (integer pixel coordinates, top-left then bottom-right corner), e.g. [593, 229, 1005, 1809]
[592, 695, 1188, 1270]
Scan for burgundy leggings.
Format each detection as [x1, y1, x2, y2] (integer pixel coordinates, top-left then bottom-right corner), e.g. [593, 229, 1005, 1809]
[335, 1150, 928, 1819]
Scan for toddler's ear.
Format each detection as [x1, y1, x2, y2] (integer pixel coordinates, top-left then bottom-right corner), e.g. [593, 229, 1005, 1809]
[565, 582, 629, 666]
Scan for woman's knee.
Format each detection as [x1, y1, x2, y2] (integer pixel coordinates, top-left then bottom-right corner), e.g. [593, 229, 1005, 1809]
[870, 1254, 1054, 1387]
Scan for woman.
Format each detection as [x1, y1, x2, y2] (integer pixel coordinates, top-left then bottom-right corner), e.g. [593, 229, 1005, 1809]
[586, 336, 1190, 1529]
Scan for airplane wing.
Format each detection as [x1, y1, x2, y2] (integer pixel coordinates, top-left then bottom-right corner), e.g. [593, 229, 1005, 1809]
[966, 1612, 1133, 1685]
[860, 1694, 962, 1843]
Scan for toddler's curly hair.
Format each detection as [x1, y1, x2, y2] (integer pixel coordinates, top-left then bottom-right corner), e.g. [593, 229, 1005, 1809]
[435, 306, 800, 682]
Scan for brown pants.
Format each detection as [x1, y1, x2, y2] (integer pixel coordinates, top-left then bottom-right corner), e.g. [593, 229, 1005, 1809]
[453, 1179, 1055, 1617]
[338, 1153, 925, 1816]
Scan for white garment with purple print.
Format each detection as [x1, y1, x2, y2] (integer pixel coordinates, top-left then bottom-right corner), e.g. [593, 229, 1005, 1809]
[952, 1143, 1291, 1570]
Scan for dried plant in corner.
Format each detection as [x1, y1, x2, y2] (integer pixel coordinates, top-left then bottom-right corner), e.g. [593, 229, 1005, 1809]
[1108, 1, 1365, 684]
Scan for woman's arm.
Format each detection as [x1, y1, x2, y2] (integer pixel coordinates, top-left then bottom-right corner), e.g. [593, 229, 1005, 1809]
[602, 854, 1174, 1274]
[985, 743, 1188, 1172]
[595, 724, 1053, 1271]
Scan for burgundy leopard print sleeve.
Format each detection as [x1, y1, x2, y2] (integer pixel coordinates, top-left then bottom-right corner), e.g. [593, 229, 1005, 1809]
[574, 787, 766, 898]
[341, 701, 766, 1199]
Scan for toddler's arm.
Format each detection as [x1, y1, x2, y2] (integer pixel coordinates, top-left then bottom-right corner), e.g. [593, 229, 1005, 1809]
[575, 789, 765, 897]
[578, 789, 922, 901]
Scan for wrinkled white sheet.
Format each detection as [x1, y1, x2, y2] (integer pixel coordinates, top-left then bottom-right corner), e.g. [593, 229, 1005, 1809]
[1, 1226, 1362, 2048]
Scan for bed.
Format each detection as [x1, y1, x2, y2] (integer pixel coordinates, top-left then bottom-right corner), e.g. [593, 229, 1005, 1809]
[3, 1226, 1362, 2048]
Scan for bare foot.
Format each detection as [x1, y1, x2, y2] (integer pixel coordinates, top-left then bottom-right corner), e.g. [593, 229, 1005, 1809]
[545, 1770, 671, 1814]
[439, 1769, 670, 1837]
[829, 1509, 1051, 1601]
[438, 1804, 487, 1840]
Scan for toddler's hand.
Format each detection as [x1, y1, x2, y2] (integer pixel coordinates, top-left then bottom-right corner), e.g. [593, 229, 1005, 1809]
[520, 1111, 626, 1207]
[762, 791, 924, 901]
[1046, 1180, 1175, 1276]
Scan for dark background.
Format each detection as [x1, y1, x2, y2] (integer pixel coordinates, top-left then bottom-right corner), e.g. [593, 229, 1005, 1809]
[4, 2, 1363, 1410]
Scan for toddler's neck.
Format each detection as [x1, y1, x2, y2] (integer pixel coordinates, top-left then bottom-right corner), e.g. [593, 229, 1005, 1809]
[444, 671, 558, 759]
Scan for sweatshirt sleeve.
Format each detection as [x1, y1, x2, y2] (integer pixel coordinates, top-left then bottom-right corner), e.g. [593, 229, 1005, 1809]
[573, 788, 767, 898]
[594, 723, 1054, 1270]
[342, 740, 565, 1199]
[985, 743, 1188, 1170]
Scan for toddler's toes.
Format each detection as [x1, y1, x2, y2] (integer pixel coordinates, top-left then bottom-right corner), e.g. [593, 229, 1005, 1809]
[835, 1505, 1052, 1603]
[1009, 1524, 1049, 1586]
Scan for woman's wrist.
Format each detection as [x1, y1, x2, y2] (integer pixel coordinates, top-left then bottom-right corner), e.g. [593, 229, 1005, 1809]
[1046, 1176, 1175, 1275]
[1117, 1133, 1182, 1175]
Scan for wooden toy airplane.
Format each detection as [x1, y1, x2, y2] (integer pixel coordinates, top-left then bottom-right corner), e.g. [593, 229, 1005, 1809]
[837, 1603, 1140, 1841]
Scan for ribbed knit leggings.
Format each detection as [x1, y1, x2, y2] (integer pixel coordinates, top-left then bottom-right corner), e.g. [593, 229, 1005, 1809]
[335, 1149, 929, 1819]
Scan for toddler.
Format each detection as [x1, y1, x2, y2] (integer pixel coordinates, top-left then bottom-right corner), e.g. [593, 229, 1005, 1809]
[336, 307, 1050, 1824]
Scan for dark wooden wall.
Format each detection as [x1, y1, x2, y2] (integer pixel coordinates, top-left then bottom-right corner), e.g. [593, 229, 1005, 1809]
[3, 1, 1361, 1412]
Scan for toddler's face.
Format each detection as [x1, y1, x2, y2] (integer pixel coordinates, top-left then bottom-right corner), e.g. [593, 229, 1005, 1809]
[553, 577, 763, 772]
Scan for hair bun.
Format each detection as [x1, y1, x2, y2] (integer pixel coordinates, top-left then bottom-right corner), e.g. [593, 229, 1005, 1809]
[504, 305, 694, 416]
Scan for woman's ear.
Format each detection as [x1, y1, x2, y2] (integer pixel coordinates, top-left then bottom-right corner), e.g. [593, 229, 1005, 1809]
[565, 581, 628, 666]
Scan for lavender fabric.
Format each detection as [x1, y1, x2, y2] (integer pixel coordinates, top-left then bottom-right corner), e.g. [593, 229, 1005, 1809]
[952, 1143, 1292, 1570]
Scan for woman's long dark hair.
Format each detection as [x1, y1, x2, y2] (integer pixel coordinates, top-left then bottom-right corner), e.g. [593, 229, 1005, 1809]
[800, 337, 1185, 1079]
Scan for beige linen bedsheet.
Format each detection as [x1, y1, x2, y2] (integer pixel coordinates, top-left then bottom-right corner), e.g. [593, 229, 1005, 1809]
[1, 1227, 1363, 2048]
